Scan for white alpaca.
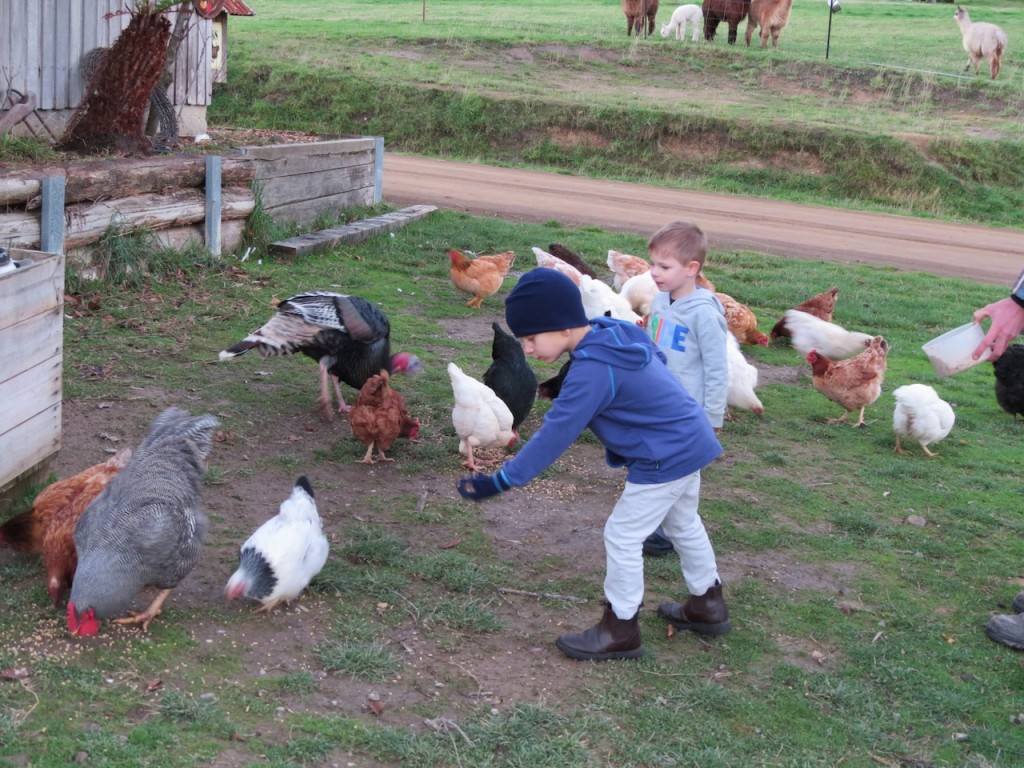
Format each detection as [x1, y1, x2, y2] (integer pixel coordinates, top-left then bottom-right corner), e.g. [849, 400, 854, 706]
[954, 6, 1008, 80]
[660, 4, 703, 42]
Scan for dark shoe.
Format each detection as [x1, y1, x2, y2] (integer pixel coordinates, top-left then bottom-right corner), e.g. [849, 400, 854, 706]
[1012, 592, 1024, 614]
[658, 580, 732, 636]
[642, 529, 675, 557]
[555, 603, 644, 661]
[986, 613, 1024, 650]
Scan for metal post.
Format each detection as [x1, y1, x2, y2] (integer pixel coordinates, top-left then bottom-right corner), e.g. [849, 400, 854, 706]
[826, 4, 834, 60]
[205, 155, 222, 257]
[373, 136, 384, 204]
[40, 175, 65, 255]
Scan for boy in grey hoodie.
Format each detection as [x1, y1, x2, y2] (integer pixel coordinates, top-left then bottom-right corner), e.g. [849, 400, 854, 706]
[643, 221, 729, 557]
[457, 268, 730, 661]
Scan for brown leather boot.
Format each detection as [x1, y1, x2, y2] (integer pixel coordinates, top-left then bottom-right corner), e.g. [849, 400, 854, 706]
[658, 580, 732, 636]
[555, 603, 644, 661]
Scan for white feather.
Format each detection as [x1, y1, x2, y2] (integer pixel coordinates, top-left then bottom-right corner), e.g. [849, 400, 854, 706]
[785, 309, 874, 359]
[448, 362, 516, 457]
[727, 332, 764, 414]
[532, 247, 583, 286]
[579, 274, 642, 323]
[619, 271, 657, 318]
[893, 384, 955, 452]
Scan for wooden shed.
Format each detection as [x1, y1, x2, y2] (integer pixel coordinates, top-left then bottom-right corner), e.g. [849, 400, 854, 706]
[0, 0, 251, 139]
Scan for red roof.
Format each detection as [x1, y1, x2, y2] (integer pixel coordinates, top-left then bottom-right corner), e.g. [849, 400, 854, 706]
[223, 0, 255, 15]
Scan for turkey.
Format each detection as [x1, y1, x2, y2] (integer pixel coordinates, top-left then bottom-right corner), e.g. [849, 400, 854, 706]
[225, 476, 329, 612]
[219, 291, 422, 421]
[67, 408, 219, 636]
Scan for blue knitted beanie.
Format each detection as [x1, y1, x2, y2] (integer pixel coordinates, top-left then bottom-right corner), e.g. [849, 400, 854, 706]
[504, 268, 589, 338]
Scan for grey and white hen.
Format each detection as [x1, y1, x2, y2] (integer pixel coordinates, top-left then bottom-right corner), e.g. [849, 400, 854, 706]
[67, 407, 219, 636]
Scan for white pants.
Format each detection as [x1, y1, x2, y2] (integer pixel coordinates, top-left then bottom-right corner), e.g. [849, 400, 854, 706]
[603, 471, 720, 620]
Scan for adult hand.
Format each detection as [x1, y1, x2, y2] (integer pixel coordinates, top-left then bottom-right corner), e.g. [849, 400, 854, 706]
[457, 471, 511, 501]
[972, 297, 1024, 361]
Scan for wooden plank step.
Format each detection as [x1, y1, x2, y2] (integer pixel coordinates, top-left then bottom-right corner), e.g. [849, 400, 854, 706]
[269, 205, 438, 257]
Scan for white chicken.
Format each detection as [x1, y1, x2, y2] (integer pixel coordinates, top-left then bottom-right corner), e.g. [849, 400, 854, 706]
[579, 275, 642, 323]
[726, 332, 764, 419]
[532, 247, 584, 286]
[784, 309, 874, 360]
[619, 270, 657, 318]
[225, 476, 329, 612]
[448, 362, 518, 470]
[892, 384, 955, 458]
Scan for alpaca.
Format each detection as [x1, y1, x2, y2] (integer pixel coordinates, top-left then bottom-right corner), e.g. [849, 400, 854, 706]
[745, 0, 793, 48]
[623, 0, 660, 36]
[954, 6, 1008, 80]
[702, 0, 752, 44]
[660, 4, 704, 42]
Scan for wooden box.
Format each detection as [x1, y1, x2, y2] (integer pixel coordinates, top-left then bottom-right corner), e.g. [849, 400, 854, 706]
[0, 248, 64, 508]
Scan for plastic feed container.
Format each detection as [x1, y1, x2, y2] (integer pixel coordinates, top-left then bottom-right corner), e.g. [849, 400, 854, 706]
[922, 322, 988, 377]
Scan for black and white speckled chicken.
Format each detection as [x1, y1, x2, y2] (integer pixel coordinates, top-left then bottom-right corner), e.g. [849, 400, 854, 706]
[67, 408, 219, 636]
[483, 322, 536, 431]
[994, 344, 1024, 420]
[225, 476, 329, 612]
[219, 292, 422, 421]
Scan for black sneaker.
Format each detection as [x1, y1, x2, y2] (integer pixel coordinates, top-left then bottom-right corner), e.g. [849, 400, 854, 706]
[642, 530, 675, 557]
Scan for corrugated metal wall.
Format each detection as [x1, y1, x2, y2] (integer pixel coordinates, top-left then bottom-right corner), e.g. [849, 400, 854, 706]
[0, 0, 211, 111]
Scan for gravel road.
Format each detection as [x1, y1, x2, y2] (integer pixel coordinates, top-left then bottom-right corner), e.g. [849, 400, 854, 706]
[383, 153, 1023, 287]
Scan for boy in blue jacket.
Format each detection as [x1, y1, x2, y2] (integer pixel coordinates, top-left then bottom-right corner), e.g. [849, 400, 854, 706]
[457, 268, 731, 661]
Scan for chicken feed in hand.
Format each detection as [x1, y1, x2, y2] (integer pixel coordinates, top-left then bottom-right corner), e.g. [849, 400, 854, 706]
[225, 476, 329, 612]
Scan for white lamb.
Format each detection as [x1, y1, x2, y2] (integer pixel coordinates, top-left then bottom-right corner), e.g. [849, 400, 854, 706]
[660, 4, 703, 42]
[954, 6, 1008, 80]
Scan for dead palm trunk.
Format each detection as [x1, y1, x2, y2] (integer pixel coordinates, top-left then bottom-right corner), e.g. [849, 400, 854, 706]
[59, 6, 171, 154]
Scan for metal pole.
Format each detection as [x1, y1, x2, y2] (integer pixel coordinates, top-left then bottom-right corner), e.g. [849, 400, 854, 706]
[826, 4, 834, 59]
[205, 156, 222, 258]
[40, 175, 65, 255]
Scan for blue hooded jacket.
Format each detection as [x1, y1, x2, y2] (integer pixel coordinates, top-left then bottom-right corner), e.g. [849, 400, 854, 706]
[499, 317, 722, 488]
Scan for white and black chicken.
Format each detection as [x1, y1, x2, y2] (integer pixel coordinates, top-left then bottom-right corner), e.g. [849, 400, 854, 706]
[893, 384, 955, 457]
[225, 476, 329, 612]
[219, 292, 422, 420]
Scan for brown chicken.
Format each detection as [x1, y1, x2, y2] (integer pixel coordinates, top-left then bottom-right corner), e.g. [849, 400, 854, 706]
[0, 449, 132, 605]
[607, 249, 651, 291]
[771, 286, 839, 340]
[806, 336, 888, 427]
[717, 292, 769, 346]
[349, 370, 420, 464]
[448, 249, 516, 309]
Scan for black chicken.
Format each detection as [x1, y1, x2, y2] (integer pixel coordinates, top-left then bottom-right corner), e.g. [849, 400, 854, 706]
[548, 243, 599, 280]
[483, 322, 537, 430]
[994, 344, 1024, 420]
[537, 359, 572, 400]
[219, 292, 422, 421]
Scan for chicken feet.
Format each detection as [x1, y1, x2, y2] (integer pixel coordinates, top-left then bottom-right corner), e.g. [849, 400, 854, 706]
[828, 407, 867, 428]
[112, 588, 174, 632]
[357, 443, 394, 464]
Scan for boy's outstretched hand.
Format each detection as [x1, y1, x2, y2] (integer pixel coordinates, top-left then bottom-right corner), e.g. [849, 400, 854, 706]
[457, 470, 511, 501]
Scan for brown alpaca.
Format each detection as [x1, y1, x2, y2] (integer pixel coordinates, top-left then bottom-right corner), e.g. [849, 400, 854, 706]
[745, 0, 793, 48]
[702, 0, 752, 45]
[622, 0, 660, 36]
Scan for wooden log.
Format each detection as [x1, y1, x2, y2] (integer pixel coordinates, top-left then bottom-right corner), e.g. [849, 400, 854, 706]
[0, 210, 40, 249]
[0, 176, 40, 206]
[266, 186, 375, 227]
[63, 185, 254, 249]
[0, 156, 254, 208]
